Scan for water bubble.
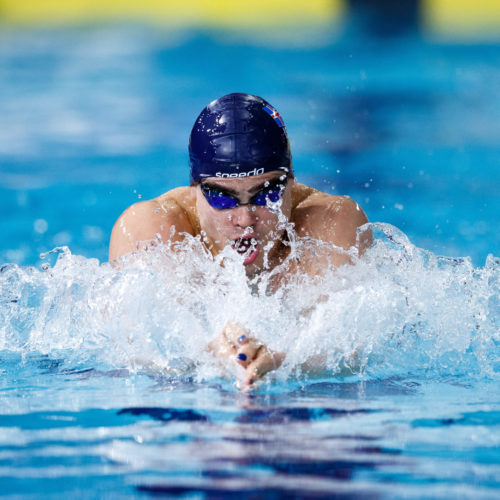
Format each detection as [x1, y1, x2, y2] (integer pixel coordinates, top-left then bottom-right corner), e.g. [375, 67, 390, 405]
[52, 231, 72, 246]
[34, 219, 48, 234]
[83, 226, 104, 242]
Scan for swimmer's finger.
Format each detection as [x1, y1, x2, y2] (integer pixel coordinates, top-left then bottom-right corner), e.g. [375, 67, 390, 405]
[207, 335, 232, 358]
[208, 328, 238, 358]
[244, 346, 285, 386]
[235, 342, 260, 368]
[223, 322, 250, 347]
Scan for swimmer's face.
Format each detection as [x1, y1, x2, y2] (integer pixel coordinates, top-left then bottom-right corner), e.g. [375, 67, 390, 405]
[191, 171, 294, 274]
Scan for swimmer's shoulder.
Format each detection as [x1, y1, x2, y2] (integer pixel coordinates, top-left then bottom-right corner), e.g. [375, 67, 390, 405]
[291, 181, 349, 213]
[290, 181, 318, 208]
[291, 182, 368, 249]
[109, 186, 197, 261]
[155, 186, 201, 233]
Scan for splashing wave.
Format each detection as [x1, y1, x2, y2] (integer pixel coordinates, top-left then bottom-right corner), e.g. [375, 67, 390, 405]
[1, 223, 499, 383]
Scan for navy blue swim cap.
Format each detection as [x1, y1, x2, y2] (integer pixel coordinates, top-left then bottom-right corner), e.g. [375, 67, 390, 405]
[189, 93, 293, 183]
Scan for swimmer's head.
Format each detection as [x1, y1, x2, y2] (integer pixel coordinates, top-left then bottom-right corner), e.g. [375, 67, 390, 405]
[189, 93, 293, 183]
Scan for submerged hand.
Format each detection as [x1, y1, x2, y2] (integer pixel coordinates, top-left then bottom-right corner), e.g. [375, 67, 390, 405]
[208, 322, 285, 389]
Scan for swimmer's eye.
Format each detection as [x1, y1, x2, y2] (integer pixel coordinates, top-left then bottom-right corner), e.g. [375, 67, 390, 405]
[249, 179, 287, 206]
[200, 184, 240, 209]
[200, 178, 288, 210]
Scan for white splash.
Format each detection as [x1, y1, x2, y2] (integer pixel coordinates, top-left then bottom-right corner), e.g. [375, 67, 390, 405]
[1, 223, 499, 385]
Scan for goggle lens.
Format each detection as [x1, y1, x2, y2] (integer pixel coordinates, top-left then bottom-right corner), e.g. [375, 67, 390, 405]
[202, 189, 239, 209]
[200, 178, 287, 210]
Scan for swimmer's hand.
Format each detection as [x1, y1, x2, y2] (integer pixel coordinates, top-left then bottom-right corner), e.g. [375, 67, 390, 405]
[207, 322, 285, 389]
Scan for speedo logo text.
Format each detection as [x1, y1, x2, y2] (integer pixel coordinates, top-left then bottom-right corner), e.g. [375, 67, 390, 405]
[215, 168, 265, 178]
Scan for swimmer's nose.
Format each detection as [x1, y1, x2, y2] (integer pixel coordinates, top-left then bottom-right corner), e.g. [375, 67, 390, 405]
[231, 205, 256, 227]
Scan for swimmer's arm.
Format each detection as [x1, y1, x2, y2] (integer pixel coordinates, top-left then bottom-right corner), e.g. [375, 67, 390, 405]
[294, 194, 371, 273]
[109, 198, 194, 261]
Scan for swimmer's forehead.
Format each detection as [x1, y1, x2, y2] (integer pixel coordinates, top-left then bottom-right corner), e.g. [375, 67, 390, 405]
[202, 171, 289, 192]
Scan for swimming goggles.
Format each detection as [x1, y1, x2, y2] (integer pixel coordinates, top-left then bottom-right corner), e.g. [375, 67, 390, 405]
[200, 177, 288, 210]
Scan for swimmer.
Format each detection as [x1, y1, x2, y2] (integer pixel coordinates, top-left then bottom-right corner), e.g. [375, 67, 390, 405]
[109, 93, 369, 387]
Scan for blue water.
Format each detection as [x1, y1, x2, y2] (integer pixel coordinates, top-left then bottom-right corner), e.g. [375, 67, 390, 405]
[1, 24, 500, 498]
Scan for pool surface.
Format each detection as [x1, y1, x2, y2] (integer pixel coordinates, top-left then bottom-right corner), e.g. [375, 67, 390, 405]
[1, 21, 500, 499]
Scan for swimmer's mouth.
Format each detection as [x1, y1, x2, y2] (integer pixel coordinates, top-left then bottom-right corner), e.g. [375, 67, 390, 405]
[232, 237, 259, 265]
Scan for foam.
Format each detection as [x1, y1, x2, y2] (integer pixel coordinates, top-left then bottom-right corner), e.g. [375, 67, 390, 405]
[1, 223, 499, 386]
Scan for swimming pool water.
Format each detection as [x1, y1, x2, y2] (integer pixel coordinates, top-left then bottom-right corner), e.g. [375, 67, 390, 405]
[1, 362, 499, 499]
[1, 25, 499, 267]
[1, 23, 500, 499]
